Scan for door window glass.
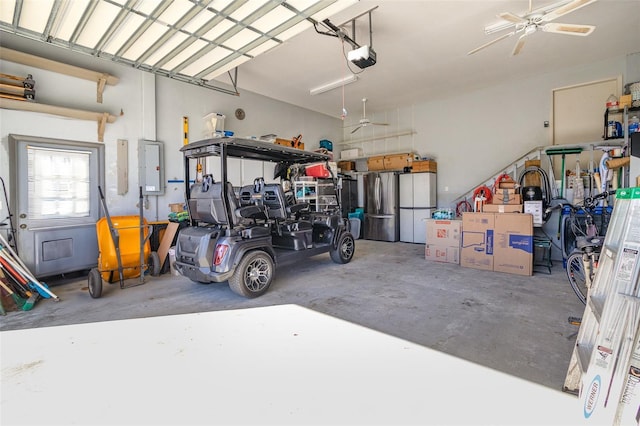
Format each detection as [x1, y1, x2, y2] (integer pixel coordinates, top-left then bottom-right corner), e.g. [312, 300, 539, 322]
[27, 146, 91, 219]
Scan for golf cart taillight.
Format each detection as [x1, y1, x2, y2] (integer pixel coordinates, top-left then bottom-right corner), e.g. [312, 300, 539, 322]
[213, 244, 228, 266]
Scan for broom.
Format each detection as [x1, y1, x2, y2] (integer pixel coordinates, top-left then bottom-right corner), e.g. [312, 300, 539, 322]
[0, 274, 35, 311]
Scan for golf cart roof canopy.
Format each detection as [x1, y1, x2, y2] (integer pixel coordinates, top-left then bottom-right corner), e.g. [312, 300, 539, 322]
[181, 137, 330, 164]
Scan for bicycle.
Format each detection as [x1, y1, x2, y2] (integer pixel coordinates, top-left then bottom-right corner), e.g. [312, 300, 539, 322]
[561, 191, 615, 305]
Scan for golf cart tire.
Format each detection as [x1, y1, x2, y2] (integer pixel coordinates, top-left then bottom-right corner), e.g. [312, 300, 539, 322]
[88, 268, 103, 299]
[228, 250, 274, 298]
[330, 232, 355, 264]
[149, 251, 161, 277]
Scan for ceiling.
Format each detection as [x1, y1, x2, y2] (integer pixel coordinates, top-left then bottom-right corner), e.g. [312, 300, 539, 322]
[1, 0, 639, 121]
[227, 0, 640, 119]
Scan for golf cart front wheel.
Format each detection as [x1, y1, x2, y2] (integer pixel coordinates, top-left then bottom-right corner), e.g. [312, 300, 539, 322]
[88, 268, 103, 299]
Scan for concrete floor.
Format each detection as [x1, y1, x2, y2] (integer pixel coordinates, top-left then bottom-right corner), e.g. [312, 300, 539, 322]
[0, 239, 584, 393]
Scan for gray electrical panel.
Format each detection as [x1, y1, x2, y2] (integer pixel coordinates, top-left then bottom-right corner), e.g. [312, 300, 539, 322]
[139, 140, 164, 195]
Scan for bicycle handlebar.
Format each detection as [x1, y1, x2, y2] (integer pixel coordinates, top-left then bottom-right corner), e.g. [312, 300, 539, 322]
[545, 190, 615, 215]
[582, 190, 616, 210]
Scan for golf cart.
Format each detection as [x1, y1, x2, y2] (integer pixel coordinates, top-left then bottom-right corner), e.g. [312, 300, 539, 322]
[173, 137, 355, 298]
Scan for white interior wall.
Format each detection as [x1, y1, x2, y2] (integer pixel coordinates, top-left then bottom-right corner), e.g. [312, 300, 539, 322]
[0, 34, 636, 226]
[340, 55, 631, 209]
[0, 38, 342, 225]
[155, 76, 343, 214]
[0, 51, 145, 218]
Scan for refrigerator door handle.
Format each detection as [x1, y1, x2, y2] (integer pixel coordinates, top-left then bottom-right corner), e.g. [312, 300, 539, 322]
[368, 214, 394, 219]
[375, 176, 381, 212]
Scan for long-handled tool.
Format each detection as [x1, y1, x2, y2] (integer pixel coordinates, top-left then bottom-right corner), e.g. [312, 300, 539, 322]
[138, 186, 146, 285]
[0, 236, 58, 300]
[98, 185, 125, 288]
[545, 146, 583, 239]
[0, 276, 35, 311]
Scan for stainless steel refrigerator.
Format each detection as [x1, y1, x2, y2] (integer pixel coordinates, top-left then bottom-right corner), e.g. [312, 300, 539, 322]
[399, 172, 437, 243]
[363, 172, 399, 242]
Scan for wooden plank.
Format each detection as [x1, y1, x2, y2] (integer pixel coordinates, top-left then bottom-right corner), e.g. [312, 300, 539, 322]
[0, 97, 117, 122]
[0, 47, 119, 85]
[157, 222, 180, 270]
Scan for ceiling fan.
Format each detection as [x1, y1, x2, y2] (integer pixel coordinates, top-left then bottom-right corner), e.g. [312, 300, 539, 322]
[468, 0, 597, 56]
[349, 98, 388, 134]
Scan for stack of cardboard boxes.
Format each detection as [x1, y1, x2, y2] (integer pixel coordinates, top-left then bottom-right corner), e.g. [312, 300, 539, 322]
[424, 177, 534, 276]
[482, 178, 522, 214]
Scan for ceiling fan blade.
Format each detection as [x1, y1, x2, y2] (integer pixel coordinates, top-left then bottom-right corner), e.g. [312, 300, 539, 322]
[512, 33, 528, 56]
[370, 122, 389, 126]
[351, 125, 362, 134]
[498, 12, 527, 24]
[543, 22, 595, 36]
[542, 0, 597, 22]
[468, 31, 515, 55]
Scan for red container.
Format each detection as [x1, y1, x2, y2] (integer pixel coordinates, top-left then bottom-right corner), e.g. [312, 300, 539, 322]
[305, 163, 330, 178]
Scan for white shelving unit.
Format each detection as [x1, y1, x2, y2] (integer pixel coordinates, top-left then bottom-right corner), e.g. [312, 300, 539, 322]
[293, 179, 338, 212]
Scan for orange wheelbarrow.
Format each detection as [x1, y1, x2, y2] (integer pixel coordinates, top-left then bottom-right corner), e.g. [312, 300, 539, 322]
[88, 186, 160, 298]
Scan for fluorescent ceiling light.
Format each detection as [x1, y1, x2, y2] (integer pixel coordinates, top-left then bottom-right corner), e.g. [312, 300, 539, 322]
[310, 74, 358, 96]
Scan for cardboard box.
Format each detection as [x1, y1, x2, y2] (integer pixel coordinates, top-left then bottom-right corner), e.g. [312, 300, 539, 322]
[340, 148, 363, 160]
[425, 244, 460, 264]
[169, 203, 184, 212]
[620, 94, 632, 108]
[493, 191, 522, 205]
[425, 219, 461, 246]
[338, 161, 355, 171]
[482, 204, 523, 213]
[384, 153, 416, 171]
[524, 200, 543, 227]
[412, 160, 437, 173]
[367, 155, 385, 171]
[497, 179, 518, 189]
[461, 212, 494, 271]
[493, 213, 533, 276]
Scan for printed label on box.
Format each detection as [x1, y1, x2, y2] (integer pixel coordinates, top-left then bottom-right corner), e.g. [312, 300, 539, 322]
[508, 235, 533, 253]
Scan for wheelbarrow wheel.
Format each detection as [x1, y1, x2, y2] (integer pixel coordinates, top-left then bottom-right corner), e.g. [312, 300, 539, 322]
[149, 251, 161, 277]
[88, 268, 103, 299]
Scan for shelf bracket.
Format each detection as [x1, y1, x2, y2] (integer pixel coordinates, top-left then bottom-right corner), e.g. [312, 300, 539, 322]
[98, 112, 109, 142]
[97, 74, 108, 103]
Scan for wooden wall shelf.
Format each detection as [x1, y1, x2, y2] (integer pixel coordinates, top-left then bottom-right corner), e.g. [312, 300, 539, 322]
[0, 98, 117, 142]
[0, 47, 119, 103]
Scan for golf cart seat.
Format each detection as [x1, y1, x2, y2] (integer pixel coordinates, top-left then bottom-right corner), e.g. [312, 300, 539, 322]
[262, 183, 309, 218]
[262, 183, 288, 219]
[189, 178, 237, 225]
[237, 180, 269, 222]
[261, 183, 313, 250]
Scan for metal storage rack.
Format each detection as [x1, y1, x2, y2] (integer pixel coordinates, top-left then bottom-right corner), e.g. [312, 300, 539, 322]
[293, 179, 338, 212]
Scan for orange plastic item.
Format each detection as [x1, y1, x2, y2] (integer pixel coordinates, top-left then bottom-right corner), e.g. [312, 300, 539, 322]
[96, 215, 151, 282]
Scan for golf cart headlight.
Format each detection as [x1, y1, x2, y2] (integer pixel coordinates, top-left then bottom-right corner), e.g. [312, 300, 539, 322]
[213, 244, 229, 266]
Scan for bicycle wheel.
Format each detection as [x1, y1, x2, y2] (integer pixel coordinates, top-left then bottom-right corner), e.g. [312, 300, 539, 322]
[566, 251, 587, 305]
